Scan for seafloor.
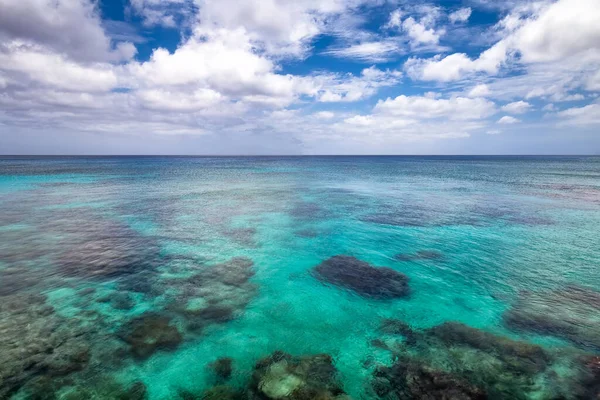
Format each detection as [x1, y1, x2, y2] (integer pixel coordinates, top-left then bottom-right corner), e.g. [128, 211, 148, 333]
[0, 156, 599, 400]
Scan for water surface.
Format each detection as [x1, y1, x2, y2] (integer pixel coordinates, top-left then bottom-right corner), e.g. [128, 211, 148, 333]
[1, 156, 599, 399]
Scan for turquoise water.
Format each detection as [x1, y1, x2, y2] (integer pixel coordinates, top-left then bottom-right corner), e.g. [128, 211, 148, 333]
[1, 156, 600, 399]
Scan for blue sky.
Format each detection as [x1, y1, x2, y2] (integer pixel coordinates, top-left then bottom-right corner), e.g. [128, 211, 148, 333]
[0, 0, 599, 154]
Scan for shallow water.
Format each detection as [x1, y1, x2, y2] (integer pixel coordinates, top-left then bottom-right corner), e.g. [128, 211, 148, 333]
[1, 156, 600, 399]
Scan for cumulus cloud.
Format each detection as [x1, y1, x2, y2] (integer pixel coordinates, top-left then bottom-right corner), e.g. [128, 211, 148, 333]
[497, 115, 519, 124]
[449, 8, 472, 24]
[374, 95, 496, 120]
[501, 100, 531, 114]
[404, 0, 600, 91]
[0, 0, 136, 62]
[468, 84, 491, 97]
[556, 103, 600, 125]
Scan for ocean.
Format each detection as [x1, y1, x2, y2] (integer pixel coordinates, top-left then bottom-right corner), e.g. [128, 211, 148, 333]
[1, 156, 599, 399]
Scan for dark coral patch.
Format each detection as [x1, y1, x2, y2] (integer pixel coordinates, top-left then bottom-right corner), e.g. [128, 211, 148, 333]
[503, 285, 600, 350]
[312, 255, 410, 299]
[0, 294, 92, 398]
[372, 359, 488, 400]
[428, 322, 550, 374]
[209, 357, 234, 381]
[118, 313, 182, 359]
[373, 319, 560, 399]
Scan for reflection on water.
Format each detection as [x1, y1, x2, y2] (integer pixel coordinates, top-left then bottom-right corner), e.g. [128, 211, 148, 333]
[1, 156, 600, 399]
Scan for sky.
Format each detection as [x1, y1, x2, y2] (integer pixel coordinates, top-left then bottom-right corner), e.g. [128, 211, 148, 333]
[0, 0, 599, 155]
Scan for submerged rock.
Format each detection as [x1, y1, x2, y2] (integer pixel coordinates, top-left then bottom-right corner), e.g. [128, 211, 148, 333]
[249, 351, 348, 400]
[166, 257, 258, 331]
[373, 320, 560, 399]
[394, 250, 444, 262]
[59, 378, 148, 400]
[201, 385, 245, 400]
[503, 285, 600, 350]
[0, 294, 92, 398]
[118, 313, 182, 359]
[571, 355, 600, 399]
[312, 256, 410, 299]
[51, 215, 162, 280]
[372, 359, 488, 400]
[428, 322, 550, 374]
[379, 319, 418, 345]
[209, 357, 234, 381]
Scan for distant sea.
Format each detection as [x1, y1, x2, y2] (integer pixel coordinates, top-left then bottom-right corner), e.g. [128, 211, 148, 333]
[1, 156, 600, 399]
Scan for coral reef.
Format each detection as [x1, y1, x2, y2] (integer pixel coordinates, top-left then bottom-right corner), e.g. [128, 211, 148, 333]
[249, 351, 349, 400]
[209, 357, 234, 381]
[0, 294, 92, 398]
[372, 358, 488, 400]
[165, 257, 258, 330]
[503, 285, 600, 350]
[427, 322, 550, 374]
[374, 320, 561, 399]
[312, 256, 410, 299]
[117, 313, 183, 359]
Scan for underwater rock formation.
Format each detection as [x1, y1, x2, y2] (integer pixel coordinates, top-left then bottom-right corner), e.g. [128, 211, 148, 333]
[312, 256, 410, 299]
[373, 320, 561, 399]
[249, 351, 349, 400]
[118, 313, 183, 359]
[223, 227, 258, 248]
[166, 257, 258, 330]
[289, 202, 325, 220]
[56, 236, 159, 279]
[209, 357, 234, 381]
[58, 378, 148, 400]
[0, 294, 91, 398]
[199, 385, 245, 400]
[428, 322, 550, 374]
[372, 358, 488, 400]
[503, 285, 600, 350]
[48, 212, 162, 280]
[571, 355, 600, 399]
[379, 319, 417, 345]
[394, 250, 444, 262]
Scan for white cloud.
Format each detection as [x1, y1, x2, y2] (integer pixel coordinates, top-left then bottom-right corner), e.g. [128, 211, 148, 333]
[512, 0, 600, 63]
[402, 17, 441, 45]
[137, 88, 223, 112]
[468, 84, 491, 97]
[194, 0, 363, 58]
[449, 8, 472, 24]
[556, 103, 600, 125]
[0, 0, 136, 62]
[129, 0, 194, 28]
[322, 40, 403, 62]
[406, 0, 600, 83]
[0, 45, 118, 92]
[374, 95, 496, 120]
[404, 40, 508, 82]
[586, 70, 600, 91]
[497, 115, 519, 124]
[501, 100, 531, 114]
[314, 111, 335, 119]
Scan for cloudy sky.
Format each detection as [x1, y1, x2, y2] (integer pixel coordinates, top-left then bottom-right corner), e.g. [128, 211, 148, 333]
[0, 0, 599, 154]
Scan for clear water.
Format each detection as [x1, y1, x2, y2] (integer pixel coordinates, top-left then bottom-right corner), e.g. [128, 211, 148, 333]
[1, 156, 599, 399]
